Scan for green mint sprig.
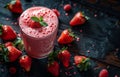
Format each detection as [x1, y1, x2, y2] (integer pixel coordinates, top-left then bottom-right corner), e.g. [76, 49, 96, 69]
[31, 16, 48, 27]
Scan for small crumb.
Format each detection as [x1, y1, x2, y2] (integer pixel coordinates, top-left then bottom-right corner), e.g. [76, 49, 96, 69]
[5, 18, 10, 21]
[94, 14, 97, 17]
[80, 29, 82, 32]
[11, 22, 14, 25]
[17, 33, 21, 37]
[94, 66, 100, 70]
[114, 75, 118, 77]
[76, 37, 80, 41]
[68, 66, 74, 70]
[73, 71, 77, 75]
[87, 50, 90, 53]
[65, 13, 68, 16]
[65, 72, 68, 75]
[73, 3, 77, 7]
[73, 63, 75, 65]
[14, 22, 18, 25]
[115, 48, 119, 52]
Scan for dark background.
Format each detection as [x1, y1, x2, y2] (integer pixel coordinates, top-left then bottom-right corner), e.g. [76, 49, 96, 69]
[0, 0, 120, 77]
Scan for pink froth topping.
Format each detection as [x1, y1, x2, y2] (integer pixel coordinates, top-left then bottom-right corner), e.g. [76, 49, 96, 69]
[19, 7, 58, 38]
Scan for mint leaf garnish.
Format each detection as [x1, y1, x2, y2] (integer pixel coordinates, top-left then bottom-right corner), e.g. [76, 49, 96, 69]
[40, 21, 48, 27]
[39, 16, 43, 21]
[31, 16, 40, 22]
[31, 16, 48, 27]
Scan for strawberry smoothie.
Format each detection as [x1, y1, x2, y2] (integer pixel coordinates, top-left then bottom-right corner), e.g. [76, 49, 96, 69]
[19, 6, 58, 59]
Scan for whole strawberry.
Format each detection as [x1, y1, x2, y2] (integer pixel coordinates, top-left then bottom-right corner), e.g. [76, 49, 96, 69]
[48, 61, 60, 77]
[58, 48, 71, 67]
[19, 55, 32, 72]
[99, 69, 109, 77]
[0, 43, 22, 62]
[7, 46, 22, 62]
[5, 0, 23, 14]
[74, 55, 90, 71]
[47, 51, 60, 77]
[64, 4, 72, 11]
[57, 29, 76, 44]
[70, 12, 87, 26]
[0, 24, 17, 41]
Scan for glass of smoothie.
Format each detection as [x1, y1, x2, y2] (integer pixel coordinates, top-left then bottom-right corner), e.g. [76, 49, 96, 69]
[19, 6, 58, 59]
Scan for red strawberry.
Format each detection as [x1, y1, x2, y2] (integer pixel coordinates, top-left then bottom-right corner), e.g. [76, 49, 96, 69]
[58, 49, 71, 67]
[99, 69, 109, 77]
[48, 61, 60, 77]
[19, 55, 32, 72]
[29, 20, 41, 28]
[52, 9, 60, 17]
[7, 46, 22, 62]
[5, 0, 23, 14]
[0, 25, 17, 41]
[74, 55, 90, 71]
[30, 16, 48, 28]
[70, 12, 86, 26]
[5, 42, 13, 47]
[57, 29, 75, 44]
[64, 4, 72, 11]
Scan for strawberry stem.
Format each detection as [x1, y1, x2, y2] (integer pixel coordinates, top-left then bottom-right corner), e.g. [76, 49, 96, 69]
[13, 38, 24, 51]
[81, 11, 90, 20]
[59, 47, 68, 53]
[68, 29, 78, 39]
[85, 16, 90, 20]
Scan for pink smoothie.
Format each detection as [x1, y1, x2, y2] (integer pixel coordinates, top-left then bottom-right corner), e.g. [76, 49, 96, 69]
[19, 6, 58, 58]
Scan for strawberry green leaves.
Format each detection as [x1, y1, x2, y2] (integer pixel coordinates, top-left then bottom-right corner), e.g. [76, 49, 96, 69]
[0, 24, 3, 36]
[0, 44, 9, 62]
[77, 58, 90, 71]
[10, 0, 16, 5]
[74, 55, 91, 71]
[31, 16, 48, 27]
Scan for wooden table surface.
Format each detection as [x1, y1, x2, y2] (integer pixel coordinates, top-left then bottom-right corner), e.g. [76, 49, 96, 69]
[0, 0, 120, 77]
